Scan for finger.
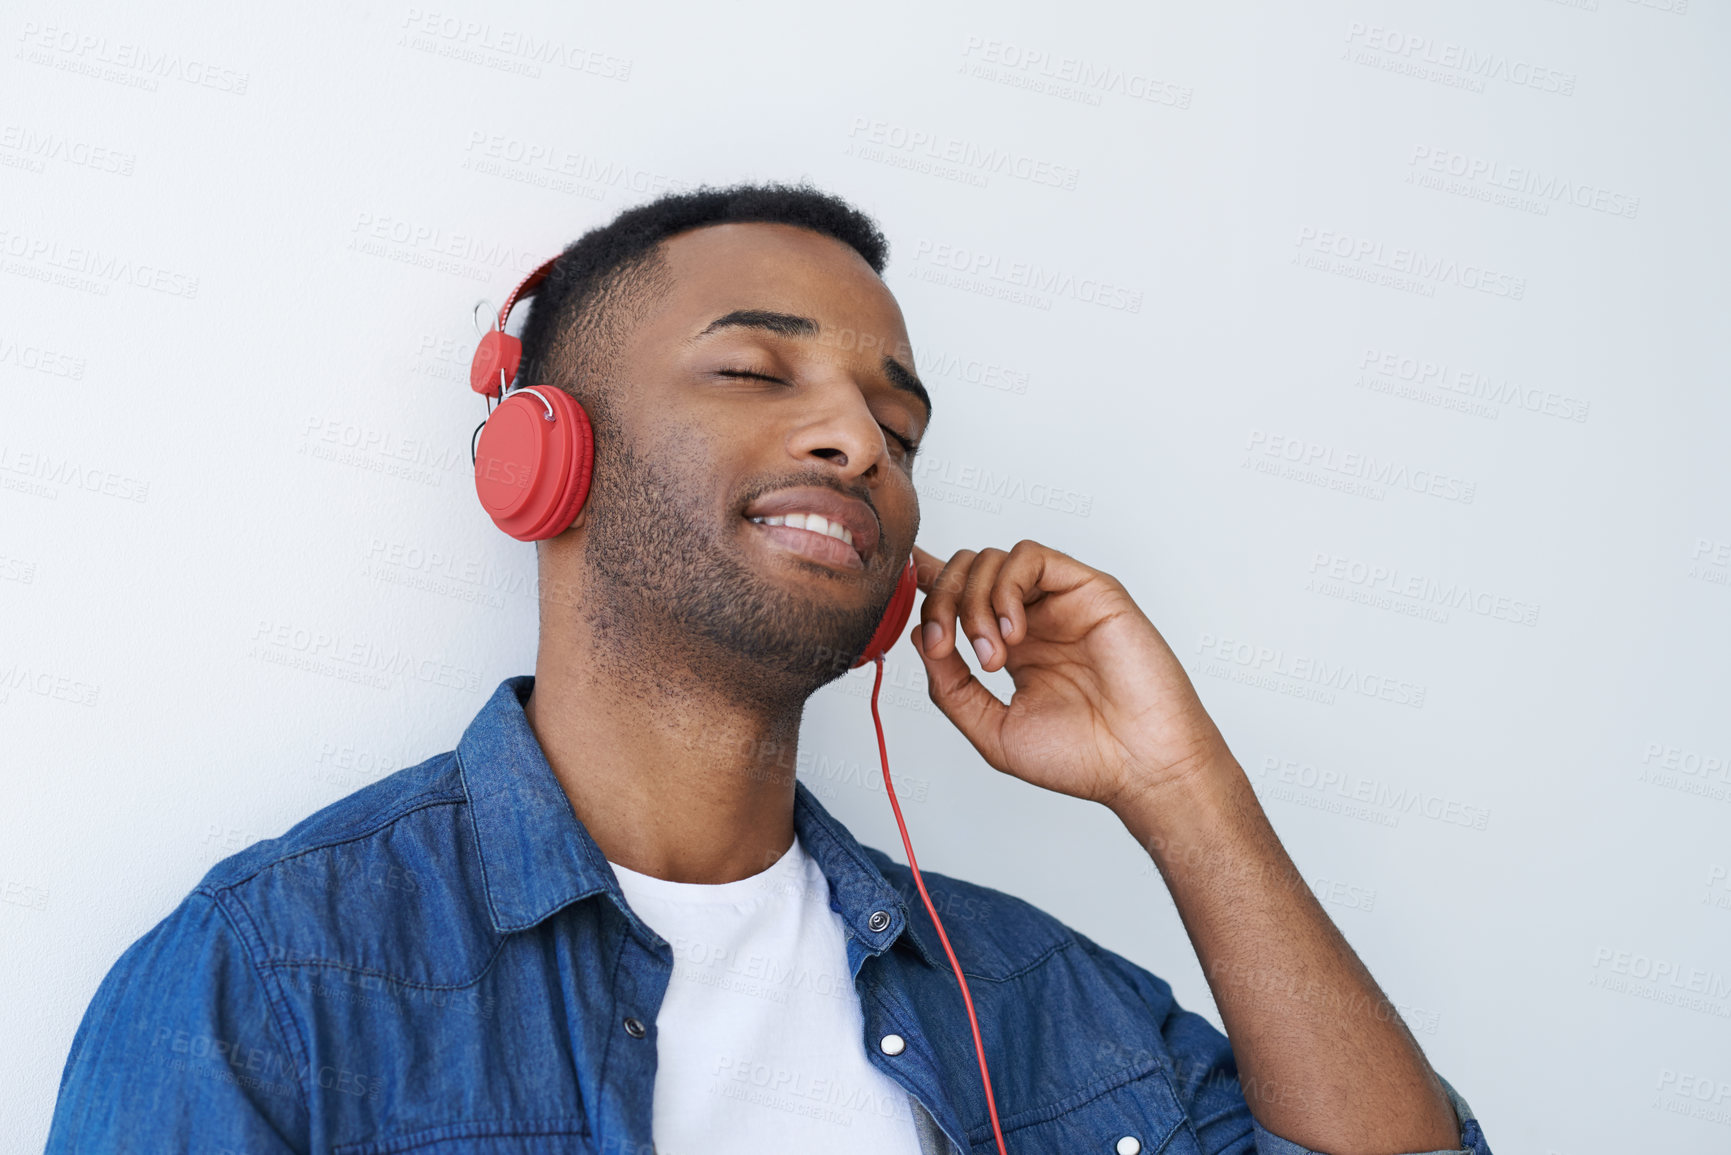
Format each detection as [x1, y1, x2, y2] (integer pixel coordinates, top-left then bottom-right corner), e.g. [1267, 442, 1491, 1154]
[915, 549, 977, 659]
[910, 619, 1009, 769]
[911, 544, 945, 593]
[991, 540, 1099, 644]
[990, 539, 1050, 646]
[956, 548, 1012, 671]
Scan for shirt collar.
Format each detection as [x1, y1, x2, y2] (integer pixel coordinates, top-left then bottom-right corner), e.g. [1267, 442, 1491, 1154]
[457, 675, 618, 933]
[456, 675, 937, 966]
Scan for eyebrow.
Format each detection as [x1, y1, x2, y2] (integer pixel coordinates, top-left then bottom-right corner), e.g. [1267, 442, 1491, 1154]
[695, 309, 932, 420]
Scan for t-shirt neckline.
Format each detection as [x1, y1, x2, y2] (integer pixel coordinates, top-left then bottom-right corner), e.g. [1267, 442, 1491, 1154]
[608, 835, 809, 907]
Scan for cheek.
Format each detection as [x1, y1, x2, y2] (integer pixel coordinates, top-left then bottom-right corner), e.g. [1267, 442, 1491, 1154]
[884, 482, 920, 555]
[637, 424, 740, 514]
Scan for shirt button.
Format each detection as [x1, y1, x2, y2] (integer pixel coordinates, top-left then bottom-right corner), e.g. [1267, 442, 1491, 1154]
[623, 1017, 647, 1039]
[867, 910, 892, 933]
[879, 1033, 906, 1056]
[1115, 1137, 1142, 1155]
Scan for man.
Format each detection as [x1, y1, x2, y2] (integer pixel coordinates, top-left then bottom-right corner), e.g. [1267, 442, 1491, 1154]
[45, 184, 1493, 1155]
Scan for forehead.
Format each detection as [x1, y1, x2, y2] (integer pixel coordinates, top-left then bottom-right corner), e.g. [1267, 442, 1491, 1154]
[651, 222, 909, 347]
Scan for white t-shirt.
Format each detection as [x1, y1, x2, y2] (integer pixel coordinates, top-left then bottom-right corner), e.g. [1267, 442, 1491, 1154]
[610, 836, 925, 1155]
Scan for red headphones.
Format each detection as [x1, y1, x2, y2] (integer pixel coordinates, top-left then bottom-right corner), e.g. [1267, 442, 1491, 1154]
[468, 258, 917, 668]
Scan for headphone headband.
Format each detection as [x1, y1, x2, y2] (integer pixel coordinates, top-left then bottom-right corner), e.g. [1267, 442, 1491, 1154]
[491, 258, 559, 335]
[470, 256, 562, 398]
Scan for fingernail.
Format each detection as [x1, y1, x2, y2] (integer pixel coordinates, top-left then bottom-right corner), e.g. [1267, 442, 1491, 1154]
[998, 615, 1013, 638]
[924, 622, 943, 651]
[972, 636, 994, 664]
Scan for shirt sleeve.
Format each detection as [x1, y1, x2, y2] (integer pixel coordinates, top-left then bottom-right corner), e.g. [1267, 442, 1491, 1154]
[1075, 935, 1493, 1155]
[1246, 1073, 1491, 1155]
[44, 889, 309, 1154]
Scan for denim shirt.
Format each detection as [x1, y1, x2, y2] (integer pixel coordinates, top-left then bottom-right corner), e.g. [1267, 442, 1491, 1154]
[46, 676, 1493, 1155]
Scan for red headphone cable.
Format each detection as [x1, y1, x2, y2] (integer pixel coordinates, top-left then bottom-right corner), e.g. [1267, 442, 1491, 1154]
[868, 655, 1010, 1155]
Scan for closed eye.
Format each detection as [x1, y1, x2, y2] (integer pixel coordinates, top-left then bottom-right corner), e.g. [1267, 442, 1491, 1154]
[882, 427, 919, 456]
[717, 368, 920, 458]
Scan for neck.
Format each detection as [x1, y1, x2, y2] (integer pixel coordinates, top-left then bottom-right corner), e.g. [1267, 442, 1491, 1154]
[525, 574, 811, 885]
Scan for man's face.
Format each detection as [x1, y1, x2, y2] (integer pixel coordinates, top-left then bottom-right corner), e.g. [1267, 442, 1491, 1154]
[573, 221, 928, 691]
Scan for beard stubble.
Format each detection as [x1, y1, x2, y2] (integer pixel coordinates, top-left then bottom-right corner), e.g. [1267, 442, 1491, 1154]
[577, 411, 900, 707]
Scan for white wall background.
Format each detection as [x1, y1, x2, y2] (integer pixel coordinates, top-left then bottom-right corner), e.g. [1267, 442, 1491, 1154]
[3, 0, 1727, 1151]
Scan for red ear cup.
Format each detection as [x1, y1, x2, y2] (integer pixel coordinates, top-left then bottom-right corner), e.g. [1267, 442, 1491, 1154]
[470, 329, 522, 397]
[854, 556, 919, 668]
[473, 387, 594, 541]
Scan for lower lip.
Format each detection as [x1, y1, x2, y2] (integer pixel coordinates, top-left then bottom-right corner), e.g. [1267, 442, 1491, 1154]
[746, 519, 865, 571]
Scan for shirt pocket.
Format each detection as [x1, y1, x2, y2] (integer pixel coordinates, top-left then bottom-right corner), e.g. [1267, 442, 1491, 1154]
[331, 1118, 594, 1155]
[979, 1063, 1202, 1155]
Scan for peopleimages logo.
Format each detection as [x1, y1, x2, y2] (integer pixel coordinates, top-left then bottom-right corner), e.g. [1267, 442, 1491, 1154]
[347, 211, 544, 280]
[461, 132, 695, 199]
[1640, 741, 1731, 786]
[299, 416, 467, 489]
[911, 343, 1029, 396]
[1194, 631, 1427, 709]
[911, 239, 1143, 313]
[1307, 552, 1540, 627]
[846, 117, 1081, 190]
[1357, 347, 1590, 423]
[16, 21, 251, 95]
[0, 444, 150, 502]
[0, 226, 200, 299]
[1243, 430, 1477, 504]
[1294, 227, 1526, 300]
[1343, 22, 1577, 96]
[1688, 537, 1730, 590]
[247, 620, 482, 694]
[1255, 756, 1491, 831]
[1588, 947, 1731, 1017]
[912, 454, 1094, 517]
[398, 8, 632, 80]
[0, 333, 86, 379]
[957, 37, 1193, 109]
[1407, 146, 1640, 220]
[0, 664, 101, 708]
[1654, 1069, 1731, 1130]
[0, 124, 136, 176]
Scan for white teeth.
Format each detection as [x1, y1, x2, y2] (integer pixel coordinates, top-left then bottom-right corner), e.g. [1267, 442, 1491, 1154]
[748, 512, 856, 549]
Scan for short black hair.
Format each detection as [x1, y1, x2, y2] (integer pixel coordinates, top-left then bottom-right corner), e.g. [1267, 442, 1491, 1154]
[514, 181, 890, 414]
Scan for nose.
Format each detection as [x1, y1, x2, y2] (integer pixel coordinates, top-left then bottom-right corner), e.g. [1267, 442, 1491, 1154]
[784, 377, 891, 482]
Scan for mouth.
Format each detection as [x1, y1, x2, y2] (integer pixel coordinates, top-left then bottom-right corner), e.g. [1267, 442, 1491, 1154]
[742, 487, 881, 573]
[746, 513, 865, 571]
